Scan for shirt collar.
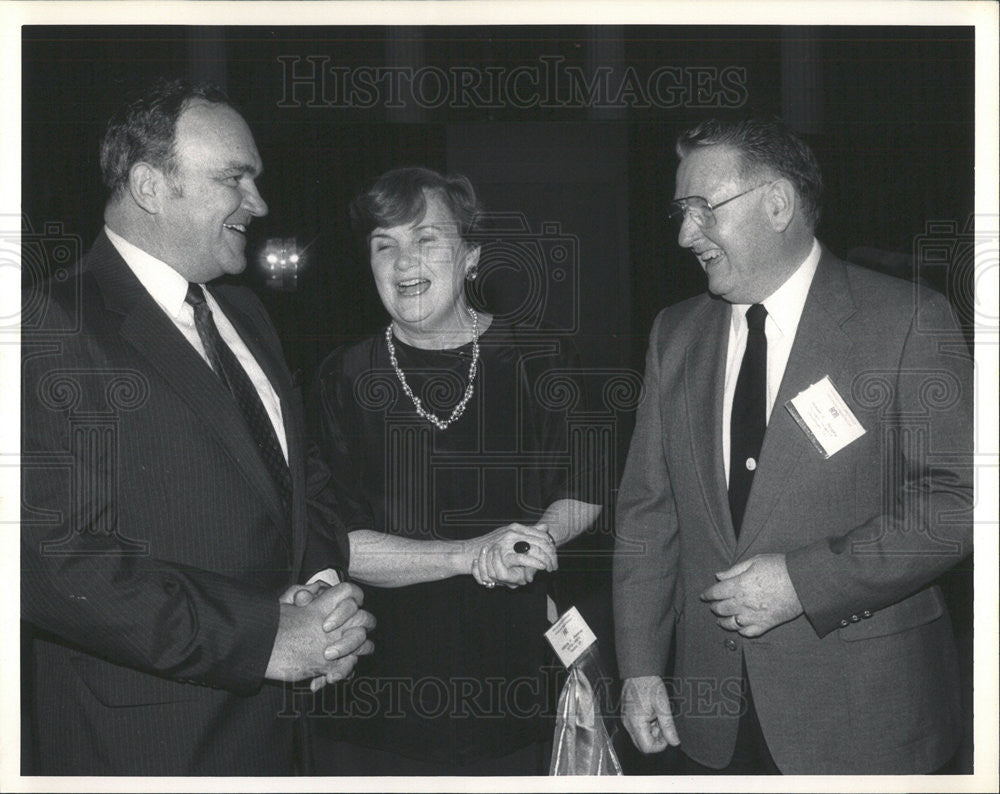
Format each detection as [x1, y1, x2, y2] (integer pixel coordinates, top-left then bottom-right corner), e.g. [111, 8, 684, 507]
[104, 225, 192, 320]
[730, 237, 821, 338]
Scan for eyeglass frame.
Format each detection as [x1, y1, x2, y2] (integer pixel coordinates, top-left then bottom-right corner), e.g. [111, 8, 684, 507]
[668, 181, 776, 229]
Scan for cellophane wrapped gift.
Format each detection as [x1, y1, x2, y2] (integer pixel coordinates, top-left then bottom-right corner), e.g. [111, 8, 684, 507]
[549, 644, 622, 775]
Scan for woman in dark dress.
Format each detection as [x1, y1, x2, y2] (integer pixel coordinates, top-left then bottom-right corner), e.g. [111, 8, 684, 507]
[307, 167, 601, 775]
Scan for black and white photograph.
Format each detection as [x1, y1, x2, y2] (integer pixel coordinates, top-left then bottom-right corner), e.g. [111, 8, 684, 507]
[2, 1, 997, 791]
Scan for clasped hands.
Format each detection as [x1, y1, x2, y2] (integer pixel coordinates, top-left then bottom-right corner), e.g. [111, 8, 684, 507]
[266, 580, 375, 692]
[469, 522, 557, 589]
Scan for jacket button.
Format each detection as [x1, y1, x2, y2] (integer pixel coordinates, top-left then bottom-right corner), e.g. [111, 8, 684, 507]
[725, 638, 738, 651]
[862, 610, 872, 619]
[850, 614, 861, 623]
[840, 619, 849, 627]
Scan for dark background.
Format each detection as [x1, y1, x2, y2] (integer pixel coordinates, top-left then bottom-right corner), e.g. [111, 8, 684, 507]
[22, 25, 976, 774]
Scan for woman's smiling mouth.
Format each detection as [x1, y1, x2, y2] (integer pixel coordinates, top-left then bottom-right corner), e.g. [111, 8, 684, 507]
[397, 278, 431, 297]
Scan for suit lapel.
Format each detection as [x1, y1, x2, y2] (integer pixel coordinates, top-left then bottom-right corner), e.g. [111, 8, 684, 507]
[684, 298, 736, 553]
[90, 234, 288, 530]
[736, 249, 857, 555]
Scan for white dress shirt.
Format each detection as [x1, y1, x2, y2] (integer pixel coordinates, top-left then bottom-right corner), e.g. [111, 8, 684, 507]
[722, 238, 821, 481]
[105, 226, 288, 462]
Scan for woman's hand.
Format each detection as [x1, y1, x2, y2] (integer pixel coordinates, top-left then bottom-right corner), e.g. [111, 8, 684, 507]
[473, 545, 535, 588]
[468, 522, 557, 589]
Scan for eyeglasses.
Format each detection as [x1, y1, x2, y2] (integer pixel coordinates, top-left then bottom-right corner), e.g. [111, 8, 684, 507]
[668, 182, 773, 229]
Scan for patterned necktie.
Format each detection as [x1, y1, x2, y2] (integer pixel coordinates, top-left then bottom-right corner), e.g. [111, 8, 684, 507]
[185, 283, 292, 516]
[729, 303, 768, 536]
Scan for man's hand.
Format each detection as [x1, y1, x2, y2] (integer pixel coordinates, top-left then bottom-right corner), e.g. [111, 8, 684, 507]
[621, 676, 679, 753]
[700, 553, 803, 637]
[280, 580, 375, 691]
[265, 582, 375, 685]
[279, 580, 328, 606]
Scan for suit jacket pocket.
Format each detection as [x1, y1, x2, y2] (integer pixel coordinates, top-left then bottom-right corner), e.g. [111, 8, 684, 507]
[838, 586, 945, 642]
[69, 653, 204, 707]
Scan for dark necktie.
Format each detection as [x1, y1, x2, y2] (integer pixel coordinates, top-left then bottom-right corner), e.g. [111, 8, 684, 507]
[185, 283, 292, 515]
[729, 303, 768, 536]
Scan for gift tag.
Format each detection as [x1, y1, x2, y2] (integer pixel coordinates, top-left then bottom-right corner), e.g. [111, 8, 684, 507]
[785, 375, 866, 458]
[545, 606, 597, 668]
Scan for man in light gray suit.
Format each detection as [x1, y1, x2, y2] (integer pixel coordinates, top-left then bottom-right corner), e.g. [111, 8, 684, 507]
[613, 117, 972, 774]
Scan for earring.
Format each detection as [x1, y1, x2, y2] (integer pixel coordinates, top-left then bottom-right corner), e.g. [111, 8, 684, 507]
[466, 268, 478, 281]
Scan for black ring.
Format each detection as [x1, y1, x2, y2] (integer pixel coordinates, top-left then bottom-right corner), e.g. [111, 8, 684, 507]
[513, 540, 531, 554]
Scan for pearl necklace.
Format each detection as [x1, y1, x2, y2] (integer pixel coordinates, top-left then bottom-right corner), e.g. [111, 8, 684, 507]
[385, 308, 480, 431]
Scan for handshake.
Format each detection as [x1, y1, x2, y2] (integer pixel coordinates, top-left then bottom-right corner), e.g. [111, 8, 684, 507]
[265, 580, 376, 692]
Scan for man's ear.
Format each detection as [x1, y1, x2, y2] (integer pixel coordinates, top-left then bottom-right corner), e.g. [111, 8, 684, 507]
[765, 179, 796, 232]
[127, 162, 167, 214]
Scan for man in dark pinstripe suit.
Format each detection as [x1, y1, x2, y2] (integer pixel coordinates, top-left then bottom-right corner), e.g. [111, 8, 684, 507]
[21, 79, 373, 775]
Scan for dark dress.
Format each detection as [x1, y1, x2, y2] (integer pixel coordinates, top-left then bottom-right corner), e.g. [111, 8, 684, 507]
[307, 320, 586, 771]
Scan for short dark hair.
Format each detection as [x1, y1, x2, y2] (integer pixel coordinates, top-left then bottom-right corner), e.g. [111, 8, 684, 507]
[99, 78, 231, 197]
[676, 116, 823, 228]
[349, 167, 481, 255]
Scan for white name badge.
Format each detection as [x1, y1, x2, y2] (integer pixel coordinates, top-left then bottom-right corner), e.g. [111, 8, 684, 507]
[545, 606, 598, 668]
[785, 375, 866, 459]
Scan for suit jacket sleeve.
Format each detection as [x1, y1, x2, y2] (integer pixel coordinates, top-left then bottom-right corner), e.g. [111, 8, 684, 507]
[296, 346, 371, 579]
[21, 287, 278, 696]
[300, 439, 352, 576]
[613, 310, 681, 679]
[785, 288, 974, 637]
